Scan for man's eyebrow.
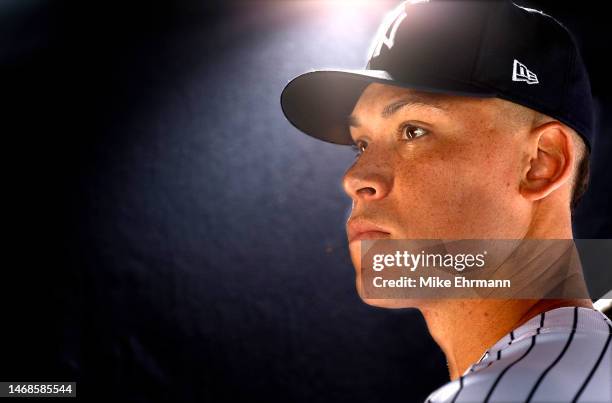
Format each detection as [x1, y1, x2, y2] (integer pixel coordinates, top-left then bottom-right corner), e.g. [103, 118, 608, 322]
[348, 94, 449, 128]
[381, 95, 449, 118]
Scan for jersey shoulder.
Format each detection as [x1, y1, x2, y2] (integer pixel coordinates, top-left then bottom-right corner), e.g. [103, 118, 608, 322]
[424, 326, 612, 403]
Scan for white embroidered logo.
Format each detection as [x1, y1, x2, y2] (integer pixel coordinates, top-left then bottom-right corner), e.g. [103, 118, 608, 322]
[370, 9, 407, 59]
[512, 59, 539, 85]
[369, 1, 430, 60]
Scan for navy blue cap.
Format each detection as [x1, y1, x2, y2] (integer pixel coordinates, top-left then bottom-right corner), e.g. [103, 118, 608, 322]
[280, 0, 594, 150]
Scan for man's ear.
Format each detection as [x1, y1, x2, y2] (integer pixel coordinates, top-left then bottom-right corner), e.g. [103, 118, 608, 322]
[519, 121, 574, 201]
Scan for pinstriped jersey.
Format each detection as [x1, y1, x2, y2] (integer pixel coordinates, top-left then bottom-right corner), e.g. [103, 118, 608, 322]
[424, 306, 612, 403]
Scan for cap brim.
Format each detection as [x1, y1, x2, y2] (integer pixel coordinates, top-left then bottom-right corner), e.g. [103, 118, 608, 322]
[280, 69, 497, 145]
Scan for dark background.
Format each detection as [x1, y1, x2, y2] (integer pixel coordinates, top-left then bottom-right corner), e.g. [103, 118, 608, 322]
[2, 1, 611, 402]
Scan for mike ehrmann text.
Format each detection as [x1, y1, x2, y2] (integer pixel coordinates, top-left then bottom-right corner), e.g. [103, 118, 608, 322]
[372, 276, 512, 288]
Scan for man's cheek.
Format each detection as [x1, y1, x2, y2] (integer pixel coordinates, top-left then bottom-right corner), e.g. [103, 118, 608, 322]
[398, 167, 461, 202]
[396, 166, 482, 221]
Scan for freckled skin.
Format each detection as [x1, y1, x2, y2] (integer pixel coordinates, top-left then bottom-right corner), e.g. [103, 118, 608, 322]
[342, 83, 593, 380]
[345, 83, 532, 300]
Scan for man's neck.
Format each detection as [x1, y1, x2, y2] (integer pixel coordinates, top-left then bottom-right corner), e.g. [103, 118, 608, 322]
[420, 297, 594, 380]
[424, 203, 589, 380]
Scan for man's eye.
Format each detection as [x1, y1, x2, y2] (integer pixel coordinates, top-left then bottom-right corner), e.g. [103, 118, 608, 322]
[400, 124, 428, 140]
[351, 141, 367, 157]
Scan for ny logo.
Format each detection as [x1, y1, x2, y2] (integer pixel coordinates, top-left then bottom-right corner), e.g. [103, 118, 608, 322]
[369, 5, 408, 59]
[369, 0, 429, 60]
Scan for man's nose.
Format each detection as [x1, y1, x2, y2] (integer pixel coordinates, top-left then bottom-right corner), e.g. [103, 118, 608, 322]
[342, 159, 392, 202]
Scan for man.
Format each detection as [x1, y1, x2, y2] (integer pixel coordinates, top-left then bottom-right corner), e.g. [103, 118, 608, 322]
[281, 1, 611, 402]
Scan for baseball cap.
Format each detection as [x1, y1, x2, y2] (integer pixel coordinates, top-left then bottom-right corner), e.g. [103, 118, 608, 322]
[280, 0, 594, 150]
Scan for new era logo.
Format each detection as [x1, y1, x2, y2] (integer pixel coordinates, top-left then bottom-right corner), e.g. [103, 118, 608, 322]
[512, 59, 539, 85]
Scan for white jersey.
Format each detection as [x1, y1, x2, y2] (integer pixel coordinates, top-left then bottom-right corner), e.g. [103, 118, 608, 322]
[424, 306, 612, 403]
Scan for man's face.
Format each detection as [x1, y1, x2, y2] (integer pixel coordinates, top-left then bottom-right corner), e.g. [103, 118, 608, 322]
[344, 83, 533, 306]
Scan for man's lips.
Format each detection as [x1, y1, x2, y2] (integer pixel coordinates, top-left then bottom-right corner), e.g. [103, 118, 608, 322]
[350, 230, 390, 243]
[347, 219, 391, 243]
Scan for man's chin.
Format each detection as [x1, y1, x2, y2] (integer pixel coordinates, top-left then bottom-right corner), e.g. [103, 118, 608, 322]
[355, 276, 422, 309]
[359, 297, 419, 309]
[351, 243, 427, 309]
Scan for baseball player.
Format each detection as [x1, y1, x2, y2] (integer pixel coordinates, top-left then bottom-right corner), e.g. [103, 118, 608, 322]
[280, 0, 611, 402]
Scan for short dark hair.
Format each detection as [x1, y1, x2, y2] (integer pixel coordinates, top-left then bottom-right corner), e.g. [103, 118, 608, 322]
[570, 147, 590, 213]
